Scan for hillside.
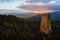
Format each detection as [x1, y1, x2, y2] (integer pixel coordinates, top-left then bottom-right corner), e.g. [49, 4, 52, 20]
[0, 15, 60, 40]
[0, 15, 40, 40]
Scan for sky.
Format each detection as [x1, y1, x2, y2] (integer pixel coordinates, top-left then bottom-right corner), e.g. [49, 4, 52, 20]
[0, 0, 27, 10]
[0, 0, 60, 10]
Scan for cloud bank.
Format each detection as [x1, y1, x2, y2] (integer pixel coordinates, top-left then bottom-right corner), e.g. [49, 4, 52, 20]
[26, 0, 57, 5]
[17, 0, 59, 14]
[26, 0, 52, 3]
[18, 3, 56, 14]
[18, 3, 51, 10]
[0, 0, 14, 2]
[0, 0, 23, 2]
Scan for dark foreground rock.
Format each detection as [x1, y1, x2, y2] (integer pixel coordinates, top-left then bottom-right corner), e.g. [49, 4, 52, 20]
[0, 15, 60, 40]
[0, 15, 40, 40]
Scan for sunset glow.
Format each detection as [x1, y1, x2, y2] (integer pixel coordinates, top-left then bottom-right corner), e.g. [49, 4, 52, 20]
[33, 9, 56, 14]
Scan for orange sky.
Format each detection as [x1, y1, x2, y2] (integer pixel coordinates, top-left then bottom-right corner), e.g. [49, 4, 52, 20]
[33, 9, 56, 15]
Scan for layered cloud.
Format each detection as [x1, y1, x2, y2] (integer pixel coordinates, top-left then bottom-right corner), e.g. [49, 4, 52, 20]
[49, 1, 56, 4]
[17, 0, 60, 14]
[0, 0, 23, 2]
[26, 0, 59, 5]
[18, 3, 56, 14]
[18, 3, 60, 10]
[26, 0, 52, 3]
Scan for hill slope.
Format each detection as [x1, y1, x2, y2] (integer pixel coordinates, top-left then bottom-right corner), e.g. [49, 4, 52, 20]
[0, 15, 40, 40]
[0, 15, 60, 40]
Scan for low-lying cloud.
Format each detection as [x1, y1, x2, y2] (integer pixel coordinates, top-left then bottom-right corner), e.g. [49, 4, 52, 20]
[18, 3, 56, 14]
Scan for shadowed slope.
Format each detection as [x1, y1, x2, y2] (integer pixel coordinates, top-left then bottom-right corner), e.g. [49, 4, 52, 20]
[0, 15, 40, 40]
[0, 15, 60, 40]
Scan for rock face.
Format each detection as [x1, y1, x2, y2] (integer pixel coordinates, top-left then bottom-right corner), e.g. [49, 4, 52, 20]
[40, 14, 51, 34]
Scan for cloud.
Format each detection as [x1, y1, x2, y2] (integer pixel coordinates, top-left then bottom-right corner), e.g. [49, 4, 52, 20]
[33, 9, 55, 14]
[0, 0, 23, 2]
[49, 0, 60, 5]
[18, 3, 52, 10]
[17, 0, 59, 14]
[25, 0, 60, 5]
[26, 0, 52, 3]
[0, 0, 14, 2]
[49, 1, 56, 4]
[18, 3, 56, 14]
[24, 0, 58, 5]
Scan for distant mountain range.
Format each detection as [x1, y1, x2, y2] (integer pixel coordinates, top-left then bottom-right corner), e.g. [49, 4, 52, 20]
[50, 11, 60, 20]
[0, 5, 60, 21]
[0, 9, 34, 18]
[13, 11, 60, 21]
